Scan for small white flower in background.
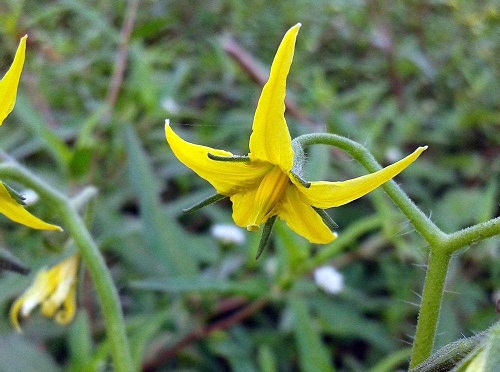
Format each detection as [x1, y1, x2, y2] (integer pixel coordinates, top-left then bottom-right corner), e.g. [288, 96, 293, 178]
[314, 266, 344, 295]
[265, 257, 277, 277]
[21, 189, 39, 206]
[210, 224, 246, 245]
[385, 147, 403, 163]
[161, 97, 180, 115]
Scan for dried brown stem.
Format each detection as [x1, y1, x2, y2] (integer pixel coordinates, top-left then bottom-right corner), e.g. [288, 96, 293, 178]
[142, 297, 268, 371]
[102, 0, 140, 124]
[222, 35, 318, 128]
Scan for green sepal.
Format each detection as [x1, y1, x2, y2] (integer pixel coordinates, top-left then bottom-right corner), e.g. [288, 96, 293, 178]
[182, 193, 227, 213]
[255, 215, 277, 259]
[410, 331, 486, 372]
[3, 183, 26, 206]
[313, 207, 339, 229]
[290, 171, 311, 188]
[207, 153, 250, 162]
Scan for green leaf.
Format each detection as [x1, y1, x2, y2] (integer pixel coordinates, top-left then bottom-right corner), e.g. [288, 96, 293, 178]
[125, 125, 197, 276]
[483, 322, 500, 372]
[14, 92, 72, 171]
[128, 312, 170, 370]
[131, 277, 267, 297]
[289, 296, 334, 372]
[0, 335, 61, 372]
[312, 298, 396, 352]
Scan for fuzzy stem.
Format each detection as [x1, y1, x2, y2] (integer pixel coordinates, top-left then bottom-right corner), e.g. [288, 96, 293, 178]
[0, 163, 132, 372]
[294, 133, 499, 366]
[410, 251, 451, 368]
[294, 133, 446, 246]
[443, 216, 500, 254]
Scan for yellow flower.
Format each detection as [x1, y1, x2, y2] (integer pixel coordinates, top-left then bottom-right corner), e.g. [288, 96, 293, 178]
[165, 23, 427, 244]
[0, 36, 61, 231]
[10, 254, 79, 332]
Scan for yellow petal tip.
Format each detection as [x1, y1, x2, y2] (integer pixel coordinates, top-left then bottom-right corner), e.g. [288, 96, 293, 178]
[415, 146, 428, 156]
[247, 224, 260, 232]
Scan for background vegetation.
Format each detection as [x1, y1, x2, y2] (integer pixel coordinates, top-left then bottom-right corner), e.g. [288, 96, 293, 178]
[0, 0, 498, 370]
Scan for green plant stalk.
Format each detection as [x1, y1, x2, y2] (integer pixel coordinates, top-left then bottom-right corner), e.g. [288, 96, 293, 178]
[293, 133, 446, 246]
[293, 133, 500, 367]
[0, 163, 133, 372]
[409, 251, 451, 368]
[443, 216, 500, 254]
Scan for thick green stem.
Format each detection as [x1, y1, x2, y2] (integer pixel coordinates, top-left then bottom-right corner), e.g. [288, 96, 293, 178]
[443, 216, 500, 254]
[294, 133, 499, 366]
[0, 164, 133, 371]
[410, 251, 451, 368]
[294, 133, 446, 246]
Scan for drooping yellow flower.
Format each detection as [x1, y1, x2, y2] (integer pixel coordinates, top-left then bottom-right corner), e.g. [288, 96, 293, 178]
[165, 23, 427, 244]
[10, 254, 79, 332]
[0, 36, 61, 231]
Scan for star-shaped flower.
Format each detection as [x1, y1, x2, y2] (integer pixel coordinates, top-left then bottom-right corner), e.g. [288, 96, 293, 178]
[10, 254, 79, 332]
[0, 36, 61, 231]
[165, 23, 426, 246]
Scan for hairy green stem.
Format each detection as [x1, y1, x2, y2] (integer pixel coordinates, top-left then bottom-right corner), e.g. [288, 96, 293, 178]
[410, 251, 451, 368]
[294, 133, 446, 246]
[0, 163, 133, 371]
[294, 133, 500, 367]
[443, 216, 500, 254]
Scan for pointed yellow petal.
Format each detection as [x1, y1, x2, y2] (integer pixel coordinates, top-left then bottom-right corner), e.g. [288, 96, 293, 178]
[0, 36, 26, 125]
[276, 185, 337, 244]
[0, 182, 62, 231]
[298, 147, 428, 209]
[166, 121, 271, 195]
[248, 24, 300, 171]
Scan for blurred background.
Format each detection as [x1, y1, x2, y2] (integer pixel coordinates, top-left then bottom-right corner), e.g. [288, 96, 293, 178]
[0, 0, 498, 370]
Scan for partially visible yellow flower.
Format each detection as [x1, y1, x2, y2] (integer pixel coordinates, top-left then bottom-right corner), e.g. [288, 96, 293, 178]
[464, 348, 486, 372]
[0, 36, 62, 231]
[165, 23, 427, 244]
[0, 35, 26, 125]
[10, 254, 79, 332]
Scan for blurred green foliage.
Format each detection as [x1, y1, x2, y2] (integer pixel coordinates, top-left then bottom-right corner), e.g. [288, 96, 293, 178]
[0, 0, 498, 370]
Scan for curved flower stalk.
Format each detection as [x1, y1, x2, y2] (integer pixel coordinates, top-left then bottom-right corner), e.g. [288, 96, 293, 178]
[10, 254, 79, 332]
[166, 23, 426, 246]
[0, 36, 61, 231]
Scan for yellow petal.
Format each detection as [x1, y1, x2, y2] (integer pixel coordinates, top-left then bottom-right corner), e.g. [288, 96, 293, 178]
[9, 294, 26, 333]
[229, 166, 289, 231]
[298, 147, 428, 209]
[230, 188, 258, 228]
[276, 185, 337, 244]
[0, 36, 26, 125]
[248, 24, 300, 172]
[54, 284, 77, 325]
[41, 254, 78, 318]
[9, 268, 55, 332]
[0, 182, 62, 230]
[166, 121, 271, 195]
